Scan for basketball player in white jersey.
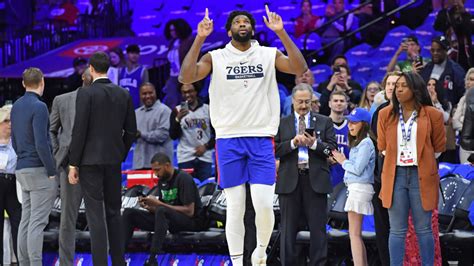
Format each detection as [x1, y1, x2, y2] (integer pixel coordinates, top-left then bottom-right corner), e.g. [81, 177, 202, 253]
[180, 6, 307, 265]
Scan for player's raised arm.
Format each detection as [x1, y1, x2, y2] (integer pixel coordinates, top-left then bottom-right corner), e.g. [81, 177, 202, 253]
[263, 5, 307, 76]
[179, 8, 214, 84]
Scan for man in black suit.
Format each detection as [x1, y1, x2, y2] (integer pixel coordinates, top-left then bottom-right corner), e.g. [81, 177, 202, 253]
[68, 51, 137, 266]
[275, 83, 337, 266]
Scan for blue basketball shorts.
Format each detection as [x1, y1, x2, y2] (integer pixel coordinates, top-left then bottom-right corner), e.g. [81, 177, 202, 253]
[215, 137, 276, 189]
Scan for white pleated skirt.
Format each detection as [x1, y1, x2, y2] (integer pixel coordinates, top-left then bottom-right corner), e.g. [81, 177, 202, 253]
[344, 183, 375, 215]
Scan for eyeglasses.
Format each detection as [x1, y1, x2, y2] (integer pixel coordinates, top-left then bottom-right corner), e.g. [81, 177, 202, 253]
[295, 99, 312, 105]
[367, 87, 380, 92]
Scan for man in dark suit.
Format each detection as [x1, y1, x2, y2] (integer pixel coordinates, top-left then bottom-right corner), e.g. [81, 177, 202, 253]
[50, 68, 92, 266]
[68, 51, 137, 266]
[275, 83, 337, 266]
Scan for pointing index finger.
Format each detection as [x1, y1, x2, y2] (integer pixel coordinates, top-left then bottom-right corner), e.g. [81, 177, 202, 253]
[265, 4, 271, 17]
[205, 8, 209, 19]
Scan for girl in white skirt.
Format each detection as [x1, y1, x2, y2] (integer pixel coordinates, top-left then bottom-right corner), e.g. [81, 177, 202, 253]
[333, 107, 376, 266]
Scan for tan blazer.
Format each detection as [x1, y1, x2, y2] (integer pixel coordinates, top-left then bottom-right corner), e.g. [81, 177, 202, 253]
[377, 105, 446, 211]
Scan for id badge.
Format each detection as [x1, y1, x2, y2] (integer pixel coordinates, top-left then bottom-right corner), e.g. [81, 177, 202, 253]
[399, 144, 414, 165]
[0, 153, 8, 170]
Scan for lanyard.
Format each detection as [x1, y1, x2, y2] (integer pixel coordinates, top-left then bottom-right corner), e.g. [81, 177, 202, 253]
[399, 105, 417, 144]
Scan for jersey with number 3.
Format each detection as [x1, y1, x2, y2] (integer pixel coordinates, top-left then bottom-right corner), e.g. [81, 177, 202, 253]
[176, 104, 213, 163]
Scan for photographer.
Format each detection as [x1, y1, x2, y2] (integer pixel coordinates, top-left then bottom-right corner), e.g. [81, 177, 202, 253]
[169, 83, 215, 181]
[387, 35, 427, 73]
[319, 65, 362, 115]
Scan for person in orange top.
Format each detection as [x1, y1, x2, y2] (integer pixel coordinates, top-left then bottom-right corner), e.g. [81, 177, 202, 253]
[377, 71, 446, 266]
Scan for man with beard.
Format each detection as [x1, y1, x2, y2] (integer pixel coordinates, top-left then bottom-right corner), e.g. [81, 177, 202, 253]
[122, 153, 207, 266]
[179, 6, 307, 266]
[419, 36, 465, 107]
[133, 82, 173, 169]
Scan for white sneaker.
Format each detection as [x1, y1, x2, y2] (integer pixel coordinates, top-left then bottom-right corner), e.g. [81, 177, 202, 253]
[251, 250, 267, 266]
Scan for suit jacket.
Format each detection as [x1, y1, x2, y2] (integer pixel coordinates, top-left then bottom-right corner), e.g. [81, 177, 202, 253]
[377, 105, 446, 211]
[50, 90, 77, 168]
[69, 78, 137, 166]
[275, 112, 337, 194]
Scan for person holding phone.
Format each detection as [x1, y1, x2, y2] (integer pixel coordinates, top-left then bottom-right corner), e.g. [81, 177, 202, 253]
[275, 83, 337, 265]
[319, 65, 361, 116]
[386, 35, 426, 73]
[122, 153, 207, 266]
[169, 83, 215, 181]
[332, 107, 375, 266]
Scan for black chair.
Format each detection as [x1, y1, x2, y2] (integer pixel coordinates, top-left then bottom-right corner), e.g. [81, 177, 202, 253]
[437, 175, 474, 265]
[327, 182, 349, 230]
[437, 174, 471, 232]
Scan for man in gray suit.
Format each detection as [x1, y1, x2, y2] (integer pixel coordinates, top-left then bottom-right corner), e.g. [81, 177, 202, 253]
[50, 69, 92, 266]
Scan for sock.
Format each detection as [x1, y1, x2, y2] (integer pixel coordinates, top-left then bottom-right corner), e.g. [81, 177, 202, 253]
[230, 253, 244, 266]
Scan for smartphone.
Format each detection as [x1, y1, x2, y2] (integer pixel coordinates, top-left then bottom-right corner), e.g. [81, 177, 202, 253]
[305, 127, 315, 136]
[180, 101, 189, 111]
[414, 55, 423, 65]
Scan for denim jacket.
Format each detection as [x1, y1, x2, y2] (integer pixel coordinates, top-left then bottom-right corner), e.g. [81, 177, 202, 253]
[342, 137, 375, 184]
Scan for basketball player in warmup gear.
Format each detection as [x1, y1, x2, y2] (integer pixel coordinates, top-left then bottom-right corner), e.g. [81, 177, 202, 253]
[179, 6, 307, 266]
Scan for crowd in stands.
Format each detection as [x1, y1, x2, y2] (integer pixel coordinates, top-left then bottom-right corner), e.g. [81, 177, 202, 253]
[1, 0, 474, 265]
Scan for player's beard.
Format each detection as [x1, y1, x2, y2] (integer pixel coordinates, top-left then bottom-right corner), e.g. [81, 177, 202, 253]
[232, 30, 252, 43]
[162, 171, 172, 181]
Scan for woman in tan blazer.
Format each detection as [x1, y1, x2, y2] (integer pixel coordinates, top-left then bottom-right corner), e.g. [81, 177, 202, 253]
[377, 72, 446, 266]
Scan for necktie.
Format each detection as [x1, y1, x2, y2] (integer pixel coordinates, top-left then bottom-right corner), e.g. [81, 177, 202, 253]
[299, 115, 306, 135]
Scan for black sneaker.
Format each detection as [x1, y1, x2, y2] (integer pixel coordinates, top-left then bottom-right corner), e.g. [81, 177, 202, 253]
[144, 257, 158, 266]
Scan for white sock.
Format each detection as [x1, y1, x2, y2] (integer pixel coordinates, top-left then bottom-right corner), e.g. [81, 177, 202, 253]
[250, 183, 276, 259]
[224, 184, 246, 266]
[230, 254, 244, 266]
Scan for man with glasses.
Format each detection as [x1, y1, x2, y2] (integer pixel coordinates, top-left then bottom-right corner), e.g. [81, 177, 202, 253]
[275, 83, 337, 265]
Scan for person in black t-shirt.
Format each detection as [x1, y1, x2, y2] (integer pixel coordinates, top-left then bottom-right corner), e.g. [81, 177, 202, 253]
[122, 153, 207, 266]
